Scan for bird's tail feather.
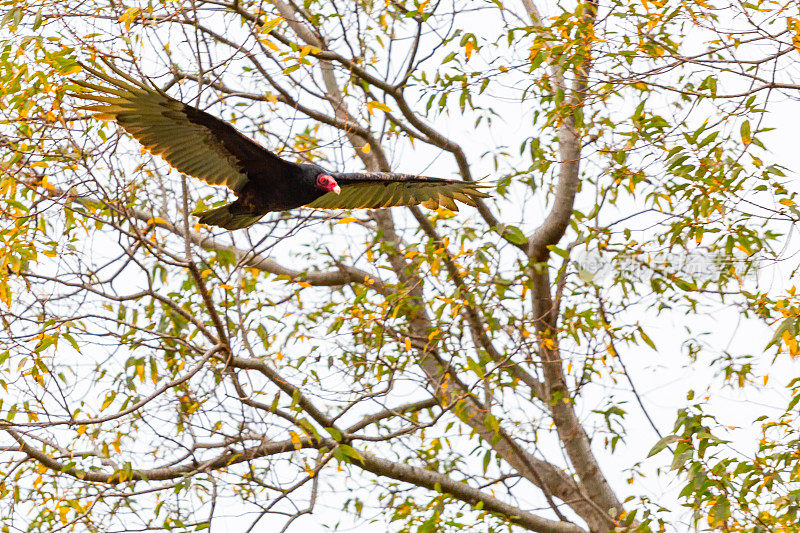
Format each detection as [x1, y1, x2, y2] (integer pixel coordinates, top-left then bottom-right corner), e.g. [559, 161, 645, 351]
[194, 204, 263, 230]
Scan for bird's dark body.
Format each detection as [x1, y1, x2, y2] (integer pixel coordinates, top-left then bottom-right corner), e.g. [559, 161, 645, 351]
[182, 104, 329, 215]
[230, 166, 327, 215]
[72, 61, 491, 230]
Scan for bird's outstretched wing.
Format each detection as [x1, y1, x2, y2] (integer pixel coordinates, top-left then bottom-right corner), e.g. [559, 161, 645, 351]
[71, 61, 297, 193]
[305, 172, 491, 211]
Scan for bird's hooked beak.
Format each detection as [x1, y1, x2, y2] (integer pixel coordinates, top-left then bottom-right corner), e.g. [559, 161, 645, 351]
[332, 184, 341, 195]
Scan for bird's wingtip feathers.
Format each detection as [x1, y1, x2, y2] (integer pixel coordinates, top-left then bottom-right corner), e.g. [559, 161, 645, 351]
[74, 60, 151, 93]
[194, 205, 263, 230]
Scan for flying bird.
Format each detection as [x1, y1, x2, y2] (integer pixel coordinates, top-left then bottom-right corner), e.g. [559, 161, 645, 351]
[71, 63, 491, 230]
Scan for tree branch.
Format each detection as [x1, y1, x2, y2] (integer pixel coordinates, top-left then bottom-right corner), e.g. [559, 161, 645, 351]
[521, 1, 625, 529]
[346, 397, 438, 433]
[358, 450, 587, 533]
[21, 177, 389, 294]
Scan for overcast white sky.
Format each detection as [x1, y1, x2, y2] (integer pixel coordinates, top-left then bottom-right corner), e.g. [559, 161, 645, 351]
[5, 1, 800, 531]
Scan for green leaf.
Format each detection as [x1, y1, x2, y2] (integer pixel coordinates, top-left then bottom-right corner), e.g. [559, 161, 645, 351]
[100, 392, 115, 412]
[418, 516, 436, 533]
[740, 120, 751, 144]
[546, 245, 570, 259]
[503, 226, 527, 245]
[788, 393, 800, 411]
[466, 357, 485, 378]
[766, 317, 796, 349]
[647, 434, 680, 457]
[639, 329, 656, 350]
[339, 444, 364, 463]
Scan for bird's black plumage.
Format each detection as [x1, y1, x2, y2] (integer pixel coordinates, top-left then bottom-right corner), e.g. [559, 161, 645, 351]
[71, 62, 491, 230]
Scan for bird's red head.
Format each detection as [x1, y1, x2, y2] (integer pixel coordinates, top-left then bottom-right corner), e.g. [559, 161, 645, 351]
[316, 174, 341, 194]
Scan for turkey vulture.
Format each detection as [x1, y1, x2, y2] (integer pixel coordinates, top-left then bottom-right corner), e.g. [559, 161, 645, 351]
[71, 63, 491, 230]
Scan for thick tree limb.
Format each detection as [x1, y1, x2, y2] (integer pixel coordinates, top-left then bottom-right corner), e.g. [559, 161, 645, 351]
[410, 206, 546, 400]
[7, 425, 584, 533]
[358, 450, 587, 533]
[521, 1, 624, 530]
[268, 2, 603, 526]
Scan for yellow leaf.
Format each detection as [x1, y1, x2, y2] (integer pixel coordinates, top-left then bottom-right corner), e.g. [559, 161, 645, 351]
[780, 198, 796, 207]
[77, 424, 87, 436]
[336, 217, 358, 224]
[782, 330, 799, 355]
[100, 394, 114, 411]
[289, 430, 302, 450]
[40, 176, 55, 191]
[788, 17, 800, 52]
[465, 41, 475, 61]
[261, 16, 284, 34]
[361, 143, 371, 154]
[146, 217, 169, 226]
[262, 38, 279, 51]
[365, 101, 392, 115]
[297, 281, 311, 288]
[430, 257, 440, 275]
[118, 7, 141, 31]
[61, 64, 82, 76]
[404, 338, 411, 351]
[300, 45, 321, 57]
[283, 64, 301, 75]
